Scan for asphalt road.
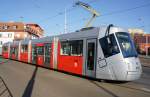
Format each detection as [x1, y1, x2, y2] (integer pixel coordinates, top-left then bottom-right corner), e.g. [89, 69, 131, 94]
[0, 59, 150, 97]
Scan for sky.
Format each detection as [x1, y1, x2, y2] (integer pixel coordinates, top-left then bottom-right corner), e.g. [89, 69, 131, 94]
[0, 0, 150, 36]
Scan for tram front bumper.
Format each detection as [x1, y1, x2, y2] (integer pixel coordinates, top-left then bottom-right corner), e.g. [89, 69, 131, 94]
[126, 71, 142, 81]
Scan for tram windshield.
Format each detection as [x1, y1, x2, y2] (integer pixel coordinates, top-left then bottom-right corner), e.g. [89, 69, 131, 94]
[116, 32, 138, 58]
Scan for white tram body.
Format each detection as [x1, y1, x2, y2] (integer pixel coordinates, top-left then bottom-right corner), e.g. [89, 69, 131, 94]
[96, 26, 142, 81]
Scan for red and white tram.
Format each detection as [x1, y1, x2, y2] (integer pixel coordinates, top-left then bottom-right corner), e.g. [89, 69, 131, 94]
[2, 25, 142, 81]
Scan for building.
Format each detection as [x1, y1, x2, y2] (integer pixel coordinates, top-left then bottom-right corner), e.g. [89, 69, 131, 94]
[134, 34, 150, 55]
[25, 23, 44, 39]
[128, 28, 150, 55]
[128, 28, 144, 34]
[128, 28, 144, 38]
[0, 22, 44, 55]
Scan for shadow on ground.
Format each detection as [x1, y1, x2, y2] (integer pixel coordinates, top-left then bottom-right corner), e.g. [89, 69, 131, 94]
[22, 66, 38, 97]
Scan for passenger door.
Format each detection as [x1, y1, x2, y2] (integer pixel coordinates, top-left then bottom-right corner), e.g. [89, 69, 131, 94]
[15, 47, 18, 59]
[44, 43, 51, 68]
[37, 46, 44, 66]
[85, 39, 97, 78]
[32, 45, 37, 64]
[10, 47, 13, 58]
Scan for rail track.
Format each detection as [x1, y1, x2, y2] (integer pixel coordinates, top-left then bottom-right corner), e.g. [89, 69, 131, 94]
[88, 66, 150, 96]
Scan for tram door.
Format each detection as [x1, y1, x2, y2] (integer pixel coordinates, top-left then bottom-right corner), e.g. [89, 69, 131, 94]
[37, 46, 44, 66]
[15, 47, 18, 59]
[10, 47, 18, 59]
[86, 39, 97, 78]
[10, 47, 13, 58]
[44, 43, 51, 67]
[32, 45, 37, 64]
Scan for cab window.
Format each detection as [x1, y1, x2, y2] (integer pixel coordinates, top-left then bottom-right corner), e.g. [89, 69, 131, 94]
[100, 34, 120, 58]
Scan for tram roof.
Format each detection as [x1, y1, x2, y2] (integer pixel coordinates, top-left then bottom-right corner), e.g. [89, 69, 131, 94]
[31, 36, 54, 44]
[30, 27, 100, 43]
[57, 27, 100, 40]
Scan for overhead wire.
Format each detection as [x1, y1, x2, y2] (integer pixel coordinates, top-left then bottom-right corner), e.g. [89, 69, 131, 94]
[39, 1, 150, 25]
[100, 3, 150, 17]
[38, 0, 98, 24]
[35, 0, 150, 33]
[68, 2, 150, 30]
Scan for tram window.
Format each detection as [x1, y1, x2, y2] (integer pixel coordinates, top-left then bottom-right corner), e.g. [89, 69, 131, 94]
[15, 47, 18, 55]
[11, 47, 17, 54]
[21, 45, 28, 53]
[70, 40, 83, 56]
[3, 46, 8, 52]
[11, 47, 15, 54]
[100, 34, 120, 58]
[45, 44, 51, 55]
[37, 46, 44, 55]
[61, 42, 70, 55]
[33, 47, 36, 54]
[61, 40, 83, 56]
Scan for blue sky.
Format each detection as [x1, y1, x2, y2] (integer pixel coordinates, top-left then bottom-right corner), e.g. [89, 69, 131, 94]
[0, 0, 150, 36]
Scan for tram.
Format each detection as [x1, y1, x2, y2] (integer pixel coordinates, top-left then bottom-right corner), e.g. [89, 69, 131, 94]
[2, 25, 142, 81]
